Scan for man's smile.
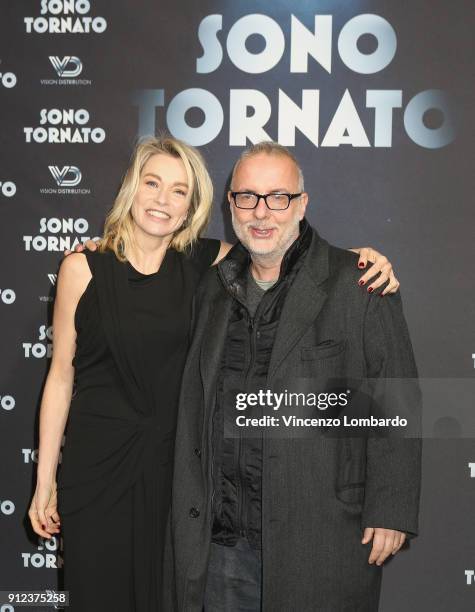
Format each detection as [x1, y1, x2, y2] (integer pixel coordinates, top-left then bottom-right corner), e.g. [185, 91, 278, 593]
[249, 226, 276, 239]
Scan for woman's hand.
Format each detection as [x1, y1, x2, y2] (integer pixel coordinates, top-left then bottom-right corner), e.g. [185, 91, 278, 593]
[349, 247, 400, 295]
[28, 481, 61, 539]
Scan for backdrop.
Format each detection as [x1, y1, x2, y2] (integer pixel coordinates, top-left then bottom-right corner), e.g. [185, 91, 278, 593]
[1, 1, 474, 610]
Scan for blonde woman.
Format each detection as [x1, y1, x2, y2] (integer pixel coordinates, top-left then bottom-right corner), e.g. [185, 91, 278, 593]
[28, 136, 228, 611]
[28, 135, 400, 611]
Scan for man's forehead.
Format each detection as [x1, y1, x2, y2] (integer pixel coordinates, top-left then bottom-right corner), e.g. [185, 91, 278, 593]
[234, 153, 298, 180]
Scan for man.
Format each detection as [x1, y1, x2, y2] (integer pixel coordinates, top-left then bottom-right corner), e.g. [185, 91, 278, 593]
[170, 142, 422, 611]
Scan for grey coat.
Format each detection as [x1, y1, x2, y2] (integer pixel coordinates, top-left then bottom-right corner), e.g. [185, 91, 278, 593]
[168, 227, 422, 612]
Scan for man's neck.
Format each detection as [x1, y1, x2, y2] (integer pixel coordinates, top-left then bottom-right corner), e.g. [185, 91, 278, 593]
[250, 256, 282, 282]
[249, 228, 301, 282]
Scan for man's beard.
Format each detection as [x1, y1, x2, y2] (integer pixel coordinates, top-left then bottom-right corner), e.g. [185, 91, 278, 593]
[231, 208, 301, 262]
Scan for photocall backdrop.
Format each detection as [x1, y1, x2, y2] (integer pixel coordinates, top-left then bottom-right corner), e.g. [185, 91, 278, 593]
[1, 1, 474, 610]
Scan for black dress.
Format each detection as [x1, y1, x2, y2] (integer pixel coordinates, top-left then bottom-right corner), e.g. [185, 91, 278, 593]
[57, 239, 220, 611]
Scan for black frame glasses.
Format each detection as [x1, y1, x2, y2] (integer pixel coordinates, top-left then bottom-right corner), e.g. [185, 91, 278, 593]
[230, 191, 302, 210]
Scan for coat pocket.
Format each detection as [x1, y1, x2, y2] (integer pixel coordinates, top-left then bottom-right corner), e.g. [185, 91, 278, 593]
[335, 483, 365, 505]
[335, 439, 366, 512]
[301, 339, 347, 361]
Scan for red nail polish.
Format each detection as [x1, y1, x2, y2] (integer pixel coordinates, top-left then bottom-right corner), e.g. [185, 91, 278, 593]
[380, 293, 385, 297]
[358, 280, 365, 286]
[368, 287, 374, 293]
[358, 262, 365, 268]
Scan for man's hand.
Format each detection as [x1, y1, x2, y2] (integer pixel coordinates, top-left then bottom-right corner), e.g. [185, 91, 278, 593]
[362, 527, 406, 565]
[64, 239, 99, 257]
[349, 247, 399, 295]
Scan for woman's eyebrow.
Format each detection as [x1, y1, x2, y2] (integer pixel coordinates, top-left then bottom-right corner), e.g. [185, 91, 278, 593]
[143, 172, 188, 188]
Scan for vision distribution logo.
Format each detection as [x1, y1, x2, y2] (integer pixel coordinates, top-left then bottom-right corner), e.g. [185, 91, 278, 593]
[49, 165, 81, 187]
[41, 55, 92, 86]
[50, 55, 81, 77]
[42, 165, 90, 194]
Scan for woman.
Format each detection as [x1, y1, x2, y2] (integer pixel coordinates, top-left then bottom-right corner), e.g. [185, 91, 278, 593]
[28, 135, 399, 611]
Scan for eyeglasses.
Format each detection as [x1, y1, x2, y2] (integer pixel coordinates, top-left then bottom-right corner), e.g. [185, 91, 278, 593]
[230, 191, 302, 211]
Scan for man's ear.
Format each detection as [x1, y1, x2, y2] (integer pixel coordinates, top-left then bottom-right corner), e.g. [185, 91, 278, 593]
[299, 192, 309, 219]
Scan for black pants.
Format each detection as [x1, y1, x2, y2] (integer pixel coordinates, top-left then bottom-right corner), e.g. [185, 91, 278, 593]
[204, 538, 262, 611]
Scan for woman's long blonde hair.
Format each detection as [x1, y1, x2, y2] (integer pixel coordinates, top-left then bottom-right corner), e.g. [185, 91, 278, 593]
[99, 135, 213, 260]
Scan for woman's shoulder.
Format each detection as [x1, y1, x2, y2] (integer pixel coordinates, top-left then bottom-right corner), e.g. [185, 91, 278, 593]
[193, 237, 221, 254]
[59, 246, 117, 280]
[181, 237, 221, 269]
[59, 251, 91, 276]
[56, 252, 93, 305]
[77, 245, 119, 271]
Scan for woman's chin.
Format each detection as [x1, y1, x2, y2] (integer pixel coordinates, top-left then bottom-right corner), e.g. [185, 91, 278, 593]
[146, 223, 180, 240]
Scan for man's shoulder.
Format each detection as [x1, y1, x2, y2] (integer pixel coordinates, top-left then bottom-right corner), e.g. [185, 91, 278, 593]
[327, 243, 361, 281]
[323, 241, 398, 307]
[306, 230, 362, 285]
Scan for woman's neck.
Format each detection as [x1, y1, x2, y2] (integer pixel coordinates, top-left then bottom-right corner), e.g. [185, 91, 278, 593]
[127, 229, 172, 275]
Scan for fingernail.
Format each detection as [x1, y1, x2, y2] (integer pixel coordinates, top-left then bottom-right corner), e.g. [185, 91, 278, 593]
[358, 262, 365, 268]
[380, 293, 385, 297]
[368, 287, 374, 293]
[358, 280, 365, 286]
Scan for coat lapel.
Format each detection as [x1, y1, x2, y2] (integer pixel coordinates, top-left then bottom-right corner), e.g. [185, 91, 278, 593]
[268, 233, 330, 379]
[199, 291, 233, 408]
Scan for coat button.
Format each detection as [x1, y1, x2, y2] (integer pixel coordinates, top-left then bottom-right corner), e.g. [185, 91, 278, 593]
[194, 448, 201, 458]
[189, 507, 200, 518]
